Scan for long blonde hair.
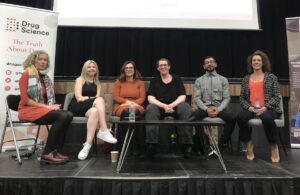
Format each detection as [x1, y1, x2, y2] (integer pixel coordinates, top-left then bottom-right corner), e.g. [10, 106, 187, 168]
[80, 60, 101, 87]
[22, 50, 49, 78]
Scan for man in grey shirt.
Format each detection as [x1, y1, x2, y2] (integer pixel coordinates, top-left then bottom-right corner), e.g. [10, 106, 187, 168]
[190, 56, 236, 152]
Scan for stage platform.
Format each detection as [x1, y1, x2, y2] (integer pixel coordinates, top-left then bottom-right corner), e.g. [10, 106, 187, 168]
[0, 149, 299, 195]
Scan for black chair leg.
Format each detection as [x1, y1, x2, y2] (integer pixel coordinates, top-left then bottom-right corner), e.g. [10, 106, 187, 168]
[237, 129, 241, 153]
[227, 138, 233, 152]
[194, 126, 206, 155]
[111, 123, 116, 134]
[93, 131, 98, 155]
[279, 130, 288, 156]
[33, 126, 41, 153]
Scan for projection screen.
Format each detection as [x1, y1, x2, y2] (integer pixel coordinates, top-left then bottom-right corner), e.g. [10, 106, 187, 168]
[53, 0, 260, 30]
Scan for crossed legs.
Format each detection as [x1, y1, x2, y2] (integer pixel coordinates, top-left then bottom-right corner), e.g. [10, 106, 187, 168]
[85, 97, 109, 144]
[78, 97, 117, 160]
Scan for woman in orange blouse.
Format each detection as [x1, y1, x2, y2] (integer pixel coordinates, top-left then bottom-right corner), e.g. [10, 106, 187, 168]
[237, 50, 282, 163]
[113, 60, 145, 154]
[113, 61, 145, 117]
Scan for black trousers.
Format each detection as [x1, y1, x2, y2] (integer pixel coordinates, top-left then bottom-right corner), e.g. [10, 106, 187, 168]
[145, 102, 193, 144]
[192, 108, 236, 145]
[116, 108, 145, 152]
[237, 109, 279, 144]
[33, 110, 73, 154]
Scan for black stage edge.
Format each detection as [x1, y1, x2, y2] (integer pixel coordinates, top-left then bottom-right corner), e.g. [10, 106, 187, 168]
[0, 148, 299, 195]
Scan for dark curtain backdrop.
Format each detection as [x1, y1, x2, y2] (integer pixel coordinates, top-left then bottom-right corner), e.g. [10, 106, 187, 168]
[1, 0, 300, 80]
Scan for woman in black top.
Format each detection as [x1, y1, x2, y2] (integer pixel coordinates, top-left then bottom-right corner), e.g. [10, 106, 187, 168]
[69, 81, 98, 116]
[69, 60, 117, 160]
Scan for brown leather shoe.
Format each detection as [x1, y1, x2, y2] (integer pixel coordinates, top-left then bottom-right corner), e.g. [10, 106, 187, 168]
[41, 151, 66, 164]
[54, 151, 70, 161]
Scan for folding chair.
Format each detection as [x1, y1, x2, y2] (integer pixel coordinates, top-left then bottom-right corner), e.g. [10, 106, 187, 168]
[63, 92, 89, 124]
[0, 95, 49, 165]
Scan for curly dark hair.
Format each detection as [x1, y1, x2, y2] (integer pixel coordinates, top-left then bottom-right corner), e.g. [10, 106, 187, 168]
[118, 60, 141, 82]
[247, 50, 272, 73]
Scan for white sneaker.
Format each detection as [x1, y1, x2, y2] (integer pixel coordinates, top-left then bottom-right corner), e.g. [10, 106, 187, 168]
[78, 143, 92, 160]
[97, 129, 117, 144]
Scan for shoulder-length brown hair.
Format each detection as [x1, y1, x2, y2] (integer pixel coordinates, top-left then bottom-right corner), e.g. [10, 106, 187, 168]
[247, 50, 272, 73]
[118, 60, 141, 82]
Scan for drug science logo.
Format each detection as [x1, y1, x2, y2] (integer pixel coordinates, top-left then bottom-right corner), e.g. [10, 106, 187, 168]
[6, 18, 19, 32]
[6, 18, 50, 36]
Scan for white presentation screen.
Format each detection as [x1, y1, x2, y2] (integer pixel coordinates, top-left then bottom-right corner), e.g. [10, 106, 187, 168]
[53, 0, 260, 30]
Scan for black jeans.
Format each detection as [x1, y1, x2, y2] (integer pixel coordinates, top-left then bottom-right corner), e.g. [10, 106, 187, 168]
[192, 108, 236, 145]
[237, 109, 279, 144]
[34, 110, 73, 154]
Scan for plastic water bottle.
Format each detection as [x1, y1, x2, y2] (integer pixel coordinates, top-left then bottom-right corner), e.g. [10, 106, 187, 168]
[129, 103, 135, 122]
[36, 141, 45, 161]
[254, 97, 261, 110]
[170, 134, 177, 153]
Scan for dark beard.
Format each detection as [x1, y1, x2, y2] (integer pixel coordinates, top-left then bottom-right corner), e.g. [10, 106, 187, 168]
[206, 67, 215, 72]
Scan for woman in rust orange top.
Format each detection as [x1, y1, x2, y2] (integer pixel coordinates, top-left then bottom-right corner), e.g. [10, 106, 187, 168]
[113, 61, 145, 117]
[113, 60, 145, 154]
[237, 50, 282, 163]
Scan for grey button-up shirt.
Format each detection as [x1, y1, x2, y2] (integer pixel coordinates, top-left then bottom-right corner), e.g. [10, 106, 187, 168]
[193, 70, 230, 111]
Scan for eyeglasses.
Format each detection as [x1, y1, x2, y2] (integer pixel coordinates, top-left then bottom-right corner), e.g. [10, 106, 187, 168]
[125, 67, 134, 70]
[158, 64, 168, 67]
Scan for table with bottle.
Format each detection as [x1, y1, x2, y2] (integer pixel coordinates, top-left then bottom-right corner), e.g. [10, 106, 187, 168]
[114, 119, 227, 173]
